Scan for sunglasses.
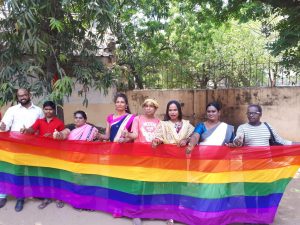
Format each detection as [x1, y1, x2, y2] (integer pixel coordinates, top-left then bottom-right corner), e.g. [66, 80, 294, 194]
[74, 117, 84, 119]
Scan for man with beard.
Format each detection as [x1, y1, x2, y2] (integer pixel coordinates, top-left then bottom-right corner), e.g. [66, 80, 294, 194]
[0, 88, 44, 212]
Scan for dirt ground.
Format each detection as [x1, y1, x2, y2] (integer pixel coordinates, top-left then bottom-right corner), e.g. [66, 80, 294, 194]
[1, 175, 300, 225]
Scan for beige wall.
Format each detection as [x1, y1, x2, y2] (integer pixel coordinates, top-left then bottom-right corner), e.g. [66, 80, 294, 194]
[126, 87, 300, 141]
[1, 87, 299, 141]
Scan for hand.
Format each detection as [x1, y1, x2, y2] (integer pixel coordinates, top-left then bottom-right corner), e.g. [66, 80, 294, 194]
[53, 129, 61, 139]
[178, 139, 188, 147]
[121, 129, 129, 138]
[185, 144, 194, 154]
[151, 138, 161, 148]
[0, 121, 6, 131]
[118, 136, 126, 143]
[20, 125, 26, 134]
[225, 142, 237, 148]
[232, 135, 243, 147]
[43, 133, 52, 137]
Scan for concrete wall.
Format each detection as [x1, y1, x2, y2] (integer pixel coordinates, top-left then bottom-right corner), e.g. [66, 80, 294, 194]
[126, 87, 300, 141]
[1, 87, 299, 141]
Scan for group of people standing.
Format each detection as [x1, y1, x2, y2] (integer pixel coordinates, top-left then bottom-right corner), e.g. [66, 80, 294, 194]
[0, 88, 297, 225]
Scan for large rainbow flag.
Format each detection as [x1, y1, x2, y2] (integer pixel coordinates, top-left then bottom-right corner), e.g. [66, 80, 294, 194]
[0, 132, 300, 225]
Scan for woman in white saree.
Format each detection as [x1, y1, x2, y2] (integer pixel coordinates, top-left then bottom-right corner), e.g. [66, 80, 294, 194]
[186, 102, 234, 154]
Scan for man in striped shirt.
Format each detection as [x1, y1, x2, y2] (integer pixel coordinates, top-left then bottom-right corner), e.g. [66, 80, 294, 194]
[232, 104, 297, 225]
[233, 104, 294, 147]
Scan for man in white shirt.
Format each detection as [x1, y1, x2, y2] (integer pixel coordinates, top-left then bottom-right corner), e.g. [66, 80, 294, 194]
[0, 88, 44, 212]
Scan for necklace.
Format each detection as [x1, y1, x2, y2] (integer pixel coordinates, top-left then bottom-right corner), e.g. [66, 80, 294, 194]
[174, 121, 182, 133]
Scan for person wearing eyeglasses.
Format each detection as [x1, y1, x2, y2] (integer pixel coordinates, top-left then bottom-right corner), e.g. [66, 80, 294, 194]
[231, 104, 294, 147]
[53, 110, 98, 141]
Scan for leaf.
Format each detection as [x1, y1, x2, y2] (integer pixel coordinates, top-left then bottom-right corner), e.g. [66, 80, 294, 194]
[49, 17, 64, 32]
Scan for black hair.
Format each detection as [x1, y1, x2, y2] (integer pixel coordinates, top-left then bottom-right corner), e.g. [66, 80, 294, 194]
[43, 101, 56, 109]
[206, 101, 221, 111]
[248, 104, 262, 113]
[114, 92, 131, 114]
[164, 100, 183, 121]
[74, 110, 87, 120]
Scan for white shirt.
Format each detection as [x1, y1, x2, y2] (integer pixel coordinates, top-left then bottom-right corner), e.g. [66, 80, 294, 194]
[1, 103, 44, 131]
[236, 123, 292, 146]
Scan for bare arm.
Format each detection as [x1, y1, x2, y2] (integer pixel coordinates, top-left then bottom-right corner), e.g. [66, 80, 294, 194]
[20, 126, 35, 134]
[98, 122, 110, 141]
[53, 128, 71, 140]
[122, 129, 138, 141]
[185, 132, 200, 154]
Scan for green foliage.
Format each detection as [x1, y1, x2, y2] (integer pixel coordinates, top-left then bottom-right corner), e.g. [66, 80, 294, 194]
[49, 76, 73, 101]
[49, 17, 64, 32]
[1, 0, 298, 101]
[0, 0, 114, 106]
[190, 0, 300, 67]
[112, 1, 277, 89]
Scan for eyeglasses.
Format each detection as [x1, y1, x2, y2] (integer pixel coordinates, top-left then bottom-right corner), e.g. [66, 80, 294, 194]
[74, 117, 84, 119]
[246, 112, 261, 116]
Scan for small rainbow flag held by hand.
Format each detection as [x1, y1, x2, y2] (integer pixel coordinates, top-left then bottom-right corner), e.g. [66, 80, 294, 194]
[0, 132, 300, 225]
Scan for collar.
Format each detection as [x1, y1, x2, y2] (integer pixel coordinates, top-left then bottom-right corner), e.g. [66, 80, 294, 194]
[44, 117, 55, 122]
[18, 102, 36, 109]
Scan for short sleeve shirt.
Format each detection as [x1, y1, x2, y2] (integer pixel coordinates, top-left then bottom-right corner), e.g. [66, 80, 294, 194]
[1, 103, 44, 131]
[131, 115, 160, 143]
[31, 117, 64, 136]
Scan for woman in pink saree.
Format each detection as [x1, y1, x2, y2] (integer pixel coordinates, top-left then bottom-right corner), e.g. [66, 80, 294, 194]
[53, 110, 98, 141]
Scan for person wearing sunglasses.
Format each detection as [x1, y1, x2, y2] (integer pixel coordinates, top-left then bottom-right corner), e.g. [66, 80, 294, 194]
[231, 104, 295, 147]
[53, 110, 98, 141]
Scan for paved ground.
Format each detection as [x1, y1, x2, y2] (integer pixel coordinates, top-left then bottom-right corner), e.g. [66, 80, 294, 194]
[1, 175, 300, 225]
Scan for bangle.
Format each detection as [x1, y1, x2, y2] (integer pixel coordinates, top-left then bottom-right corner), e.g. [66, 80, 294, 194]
[188, 142, 193, 147]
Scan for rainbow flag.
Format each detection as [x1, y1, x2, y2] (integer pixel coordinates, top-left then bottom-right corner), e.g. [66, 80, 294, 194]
[0, 132, 299, 225]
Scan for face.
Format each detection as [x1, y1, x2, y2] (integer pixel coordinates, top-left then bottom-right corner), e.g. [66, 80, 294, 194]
[115, 97, 127, 112]
[168, 103, 179, 121]
[43, 106, 55, 118]
[247, 106, 261, 124]
[17, 89, 31, 106]
[143, 103, 157, 116]
[74, 113, 86, 127]
[206, 105, 220, 122]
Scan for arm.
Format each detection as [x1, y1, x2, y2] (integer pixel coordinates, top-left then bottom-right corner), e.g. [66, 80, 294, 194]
[53, 128, 71, 140]
[227, 125, 244, 148]
[152, 122, 163, 148]
[21, 119, 39, 134]
[98, 121, 110, 141]
[0, 107, 14, 131]
[178, 122, 194, 147]
[269, 125, 293, 145]
[122, 117, 139, 141]
[20, 126, 35, 134]
[185, 132, 200, 154]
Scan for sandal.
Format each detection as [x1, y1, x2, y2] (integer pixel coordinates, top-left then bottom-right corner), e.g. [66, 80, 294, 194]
[56, 200, 65, 208]
[38, 199, 52, 209]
